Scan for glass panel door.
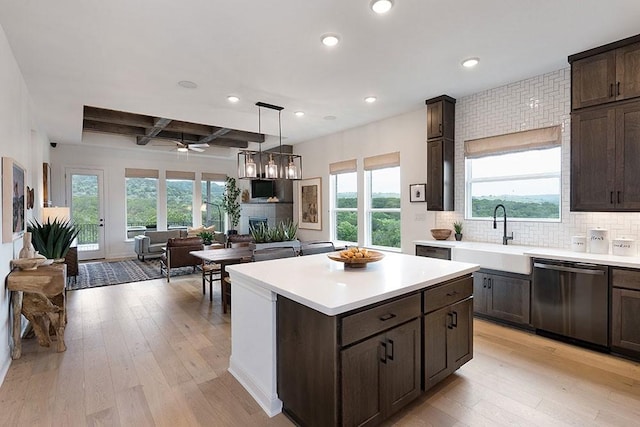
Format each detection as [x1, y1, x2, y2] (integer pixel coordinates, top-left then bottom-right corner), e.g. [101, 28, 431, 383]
[66, 168, 105, 260]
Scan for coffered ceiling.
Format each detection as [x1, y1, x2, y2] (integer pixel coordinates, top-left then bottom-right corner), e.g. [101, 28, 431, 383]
[1, 0, 639, 157]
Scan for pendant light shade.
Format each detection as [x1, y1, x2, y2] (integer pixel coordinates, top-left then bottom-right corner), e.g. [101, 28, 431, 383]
[237, 101, 303, 180]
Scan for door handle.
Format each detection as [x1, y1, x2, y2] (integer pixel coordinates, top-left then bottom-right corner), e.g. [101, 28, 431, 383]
[488, 278, 492, 289]
[617, 82, 621, 96]
[483, 277, 487, 288]
[452, 311, 458, 328]
[387, 339, 394, 361]
[447, 312, 454, 329]
[610, 191, 614, 204]
[618, 191, 621, 204]
[380, 342, 387, 364]
[610, 83, 614, 97]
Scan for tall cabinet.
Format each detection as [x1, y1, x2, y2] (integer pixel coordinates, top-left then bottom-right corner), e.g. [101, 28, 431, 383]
[570, 34, 640, 211]
[425, 95, 455, 211]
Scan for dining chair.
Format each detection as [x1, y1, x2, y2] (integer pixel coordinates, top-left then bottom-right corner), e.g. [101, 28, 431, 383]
[222, 255, 252, 313]
[202, 261, 221, 302]
[300, 241, 336, 256]
[252, 246, 297, 262]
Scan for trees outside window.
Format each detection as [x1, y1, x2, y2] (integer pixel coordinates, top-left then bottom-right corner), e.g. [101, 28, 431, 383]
[331, 172, 358, 244]
[367, 167, 400, 249]
[126, 177, 158, 235]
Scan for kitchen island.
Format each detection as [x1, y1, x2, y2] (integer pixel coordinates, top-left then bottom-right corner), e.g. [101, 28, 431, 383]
[226, 252, 479, 426]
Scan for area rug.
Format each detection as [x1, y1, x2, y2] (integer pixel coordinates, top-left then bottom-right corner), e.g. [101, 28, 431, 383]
[69, 258, 196, 290]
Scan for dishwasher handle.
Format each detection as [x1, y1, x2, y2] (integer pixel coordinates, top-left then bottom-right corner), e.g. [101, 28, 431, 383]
[533, 262, 606, 276]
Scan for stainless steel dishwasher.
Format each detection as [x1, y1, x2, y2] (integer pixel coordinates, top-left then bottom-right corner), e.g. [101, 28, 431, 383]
[532, 259, 609, 348]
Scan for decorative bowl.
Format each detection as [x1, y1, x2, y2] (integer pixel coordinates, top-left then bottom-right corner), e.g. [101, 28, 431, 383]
[327, 250, 385, 268]
[11, 257, 51, 270]
[430, 229, 452, 240]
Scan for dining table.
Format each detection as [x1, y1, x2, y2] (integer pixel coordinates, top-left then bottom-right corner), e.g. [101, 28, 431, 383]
[190, 247, 253, 312]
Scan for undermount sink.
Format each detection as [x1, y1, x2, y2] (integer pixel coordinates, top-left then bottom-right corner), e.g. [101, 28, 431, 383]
[451, 243, 532, 274]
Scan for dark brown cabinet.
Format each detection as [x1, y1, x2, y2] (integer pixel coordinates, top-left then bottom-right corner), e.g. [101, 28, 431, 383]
[342, 319, 421, 426]
[611, 268, 640, 357]
[425, 95, 455, 211]
[423, 276, 473, 391]
[570, 38, 640, 109]
[415, 244, 451, 260]
[571, 102, 640, 211]
[473, 271, 530, 326]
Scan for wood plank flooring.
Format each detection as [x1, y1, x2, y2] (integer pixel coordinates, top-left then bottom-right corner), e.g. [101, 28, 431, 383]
[0, 274, 639, 426]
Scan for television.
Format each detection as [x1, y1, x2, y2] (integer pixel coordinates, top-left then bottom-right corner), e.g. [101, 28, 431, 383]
[251, 179, 276, 199]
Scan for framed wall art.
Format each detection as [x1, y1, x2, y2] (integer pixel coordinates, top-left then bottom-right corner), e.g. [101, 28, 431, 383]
[43, 162, 52, 207]
[409, 183, 426, 203]
[2, 157, 26, 243]
[298, 177, 322, 230]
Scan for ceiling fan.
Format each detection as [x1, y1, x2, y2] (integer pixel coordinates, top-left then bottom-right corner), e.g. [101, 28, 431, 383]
[151, 133, 209, 153]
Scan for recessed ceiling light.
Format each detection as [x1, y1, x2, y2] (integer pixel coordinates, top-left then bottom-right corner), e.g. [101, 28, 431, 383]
[364, 96, 377, 103]
[294, 111, 305, 117]
[227, 95, 240, 103]
[321, 33, 340, 47]
[461, 57, 480, 68]
[177, 147, 189, 153]
[371, 0, 393, 14]
[178, 80, 197, 89]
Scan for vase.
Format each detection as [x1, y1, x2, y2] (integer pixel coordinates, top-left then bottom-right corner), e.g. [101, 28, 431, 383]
[19, 232, 36, 259]
[455, 233, 463, 241]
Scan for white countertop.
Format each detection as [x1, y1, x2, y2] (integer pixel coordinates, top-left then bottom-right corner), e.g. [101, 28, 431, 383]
[414, 239, 640, 269]
[226, 252, 479, 316]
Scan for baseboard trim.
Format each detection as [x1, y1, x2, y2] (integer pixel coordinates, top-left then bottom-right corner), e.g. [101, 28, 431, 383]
[228, 357, 282, 417]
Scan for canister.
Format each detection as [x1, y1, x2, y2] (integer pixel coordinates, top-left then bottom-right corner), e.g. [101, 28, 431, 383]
[588, 228, 609, 254]
[571, 235, 586, 252]
[612, 238, 636, 257]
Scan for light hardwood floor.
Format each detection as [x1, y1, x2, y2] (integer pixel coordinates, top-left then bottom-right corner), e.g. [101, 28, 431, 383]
[0, 274, 639, 426]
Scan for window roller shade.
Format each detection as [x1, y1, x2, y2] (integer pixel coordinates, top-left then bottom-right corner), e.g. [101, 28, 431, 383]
[125, 168, 159, 179]
[202, 172, 227, 182]
[166, 170, 196, 180]
[364, 152, 400, 170]
[464, 125, 561, 159]
[329, 159, 357, 174]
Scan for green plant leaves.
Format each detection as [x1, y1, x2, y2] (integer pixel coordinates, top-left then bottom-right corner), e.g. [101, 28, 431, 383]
[249, 220, 298, 243]
[27, 218, 80, 259]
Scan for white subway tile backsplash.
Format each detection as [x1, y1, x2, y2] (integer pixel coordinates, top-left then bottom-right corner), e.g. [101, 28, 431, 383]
[435, 68, 640, 251]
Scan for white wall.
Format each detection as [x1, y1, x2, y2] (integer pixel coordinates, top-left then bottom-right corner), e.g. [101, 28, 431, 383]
[0, 24, 50, 383]
[293, 108, 435, 254]
[50, 135, 240, 259]
[435, 68, 640, 249]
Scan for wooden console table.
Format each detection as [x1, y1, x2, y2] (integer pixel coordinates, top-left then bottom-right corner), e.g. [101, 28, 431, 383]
[6, 263, 67, 359]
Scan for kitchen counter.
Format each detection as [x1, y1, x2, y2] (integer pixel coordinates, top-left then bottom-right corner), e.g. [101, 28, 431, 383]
[225, 252, 479, 417]
[414, 239, 640, 270]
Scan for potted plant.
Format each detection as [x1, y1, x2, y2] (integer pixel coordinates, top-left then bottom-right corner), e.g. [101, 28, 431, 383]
[222, 177, 241, 234]
[453, 221, 463, 241]
[249, 220, 300, 252]
[27, 218, 80, 260]
[197, 230, 214, 246]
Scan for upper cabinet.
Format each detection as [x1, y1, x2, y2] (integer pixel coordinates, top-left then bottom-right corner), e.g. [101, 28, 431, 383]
[570, 35, 640, 110]
[425, 95, 456, 211]
[570, 34, 640, 212]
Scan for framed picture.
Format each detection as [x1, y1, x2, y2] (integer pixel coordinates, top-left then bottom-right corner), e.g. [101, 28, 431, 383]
[409, 183, 426, 203]
[298, 177, 322, 230]
[43, 162, 52, 207]
[2, 157, 26, 243]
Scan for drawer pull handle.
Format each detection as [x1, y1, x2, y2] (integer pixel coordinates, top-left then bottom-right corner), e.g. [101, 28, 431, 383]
[446, 291, 458, 297]
[379, 313, 397, 322]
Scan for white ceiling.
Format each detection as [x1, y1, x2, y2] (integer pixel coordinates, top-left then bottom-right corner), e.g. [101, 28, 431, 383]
[1, 0, 640, 155]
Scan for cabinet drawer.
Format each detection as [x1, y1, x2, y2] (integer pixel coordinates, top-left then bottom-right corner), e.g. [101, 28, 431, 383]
[341, 294, 421, 347]
[423, 276, 473, 313]
[612, 268, 640, 291]
[416, 245, 451, 260]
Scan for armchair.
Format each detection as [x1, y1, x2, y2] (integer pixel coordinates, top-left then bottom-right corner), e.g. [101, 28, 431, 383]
[160, 237, 204, 282]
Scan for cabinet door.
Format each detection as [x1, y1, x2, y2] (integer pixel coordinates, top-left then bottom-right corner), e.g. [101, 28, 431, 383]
[615, 102, 640, 210]
[472, 273, 488, 314]
[616, 42, 640, 101]
[612, 288, 640, 353]
[486, 274, 531, 325]
[384, 318, 421, 417]
[427, 101, 443, 139]
[572, 51, 616, 109]
[570, 107, 617, 211]
[341, 336, 383, 427]
[449, 298, 473, 368]
[426, 139, 454, 211]
[423, 306, 451, 390]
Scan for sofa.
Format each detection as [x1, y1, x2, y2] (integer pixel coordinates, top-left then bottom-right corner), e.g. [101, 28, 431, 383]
[160, 236, 204, 282]
[134, 229, 187, 261]
[186, 225, 226, 248]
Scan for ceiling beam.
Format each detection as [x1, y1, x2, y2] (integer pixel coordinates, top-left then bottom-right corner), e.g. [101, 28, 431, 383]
[83, 106, 154, 128]
[198, 128, 231, 144]
[83, 120, 146, 136]
[136, 117, 173, 145]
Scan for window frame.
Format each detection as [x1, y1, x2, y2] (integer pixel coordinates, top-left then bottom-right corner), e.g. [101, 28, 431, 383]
[330, 172, 358, 246]
[201, 179, 226, 231]
[365, 166, 401, 251]
[165, 177, 195, 229]
[125, 176, 159, 239]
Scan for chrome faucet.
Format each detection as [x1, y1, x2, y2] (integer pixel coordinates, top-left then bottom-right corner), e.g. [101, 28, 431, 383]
[493, 204, 514, 245]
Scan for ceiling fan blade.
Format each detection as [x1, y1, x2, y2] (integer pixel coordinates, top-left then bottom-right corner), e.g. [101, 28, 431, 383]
[188, 143, 209, 148]
[189, 146, 205, 152]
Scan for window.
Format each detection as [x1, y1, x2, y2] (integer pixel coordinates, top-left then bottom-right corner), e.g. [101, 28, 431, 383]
[464, 126, 561, 221]
[201, 173, 226, 231]
[364, 152, 401, 249]
[366, 166, 401, 249]
[166, 171, 195, 228]
[125, 168, 158, 237]
[330, 171, 358, 244]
